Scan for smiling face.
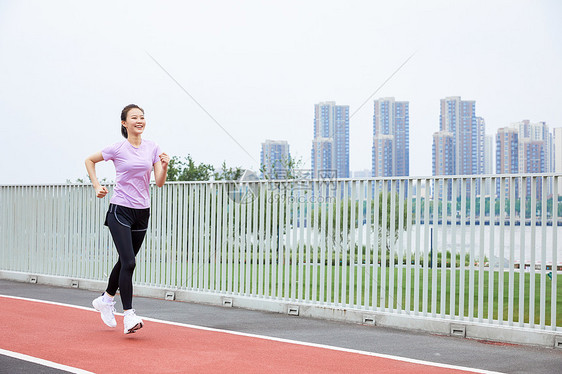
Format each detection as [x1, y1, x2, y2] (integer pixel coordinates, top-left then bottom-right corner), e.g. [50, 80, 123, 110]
[121, 108, 146, 138]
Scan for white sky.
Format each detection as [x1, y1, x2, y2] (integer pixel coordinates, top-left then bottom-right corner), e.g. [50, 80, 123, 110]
[1, 0, 561, 184]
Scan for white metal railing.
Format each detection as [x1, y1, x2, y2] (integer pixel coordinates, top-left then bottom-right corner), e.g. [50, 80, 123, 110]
[1, 174, 560, 332]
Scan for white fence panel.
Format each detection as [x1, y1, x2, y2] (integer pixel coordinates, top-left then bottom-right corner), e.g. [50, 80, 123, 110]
[1, 175, 561, 342]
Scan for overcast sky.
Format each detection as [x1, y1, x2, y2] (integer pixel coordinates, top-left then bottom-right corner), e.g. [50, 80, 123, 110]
[1, 0, 561, 184]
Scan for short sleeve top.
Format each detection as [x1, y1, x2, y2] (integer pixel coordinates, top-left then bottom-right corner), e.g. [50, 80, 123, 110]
[102, 139, 161, 209]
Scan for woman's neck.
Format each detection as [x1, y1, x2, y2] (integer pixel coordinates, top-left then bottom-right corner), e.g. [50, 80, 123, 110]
[127, 135, 142, 148]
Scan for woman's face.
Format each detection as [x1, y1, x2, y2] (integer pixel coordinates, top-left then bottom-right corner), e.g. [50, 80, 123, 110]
[122, 108, 146, 137]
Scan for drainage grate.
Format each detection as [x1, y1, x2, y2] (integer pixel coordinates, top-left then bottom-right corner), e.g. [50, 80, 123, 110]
[71, 280, 79, 288]
[362, 315, 376, 325]
[222, 298, 233, 307]
[287, 306, 299, 316]
[450, 324, 466, 337]
[555, 336, 562, 349]
[29, 276, 37, 284]
[165, 291, 175, 301]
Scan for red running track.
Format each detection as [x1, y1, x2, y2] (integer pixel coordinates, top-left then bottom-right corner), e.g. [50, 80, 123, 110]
[0, 296, 492, 374]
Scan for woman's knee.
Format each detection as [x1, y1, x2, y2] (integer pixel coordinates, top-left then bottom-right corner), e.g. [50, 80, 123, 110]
[121, 258, 136, 273]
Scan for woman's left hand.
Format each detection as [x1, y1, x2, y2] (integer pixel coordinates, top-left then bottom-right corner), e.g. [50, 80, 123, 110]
[159, 153, 170, 168]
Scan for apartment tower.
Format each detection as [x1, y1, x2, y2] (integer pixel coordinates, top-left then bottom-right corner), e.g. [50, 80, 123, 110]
[260, 140, 290, 179]
[432, 97, 484, 177]
[372, 98, 409, 177]
[311, 102, 349, 179]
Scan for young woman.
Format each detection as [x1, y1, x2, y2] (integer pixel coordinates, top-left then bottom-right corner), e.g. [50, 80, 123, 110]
[85, 104, 169, 334]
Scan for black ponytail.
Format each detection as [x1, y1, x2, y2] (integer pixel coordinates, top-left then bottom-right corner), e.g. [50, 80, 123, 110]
[121, 125, 128, 139]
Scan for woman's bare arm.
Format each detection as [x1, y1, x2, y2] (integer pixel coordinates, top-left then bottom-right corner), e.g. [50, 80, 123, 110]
[153, 152, 170, 187]
[85, 152, 109, 198]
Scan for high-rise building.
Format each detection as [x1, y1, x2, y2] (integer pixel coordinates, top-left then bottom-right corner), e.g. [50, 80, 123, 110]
[373, 135, 394, 177]
[517, 120, 553, 197]
[554, 127, 562, 194]
[521, 139, 545, 173]
[475, 117, 486, 175]
[484, 135, 494, 175]
[311, 101, 349, 179]
[496, 120, 554, 198]
[521, 139, 546, 197]
[496, 127, 519, 196]
[496, 128, 519, 174]
[514, 120, 554, 173]
[432, 97, 485, 177]
[371, 98, 409, 177]
[432, 131, 454, 176]
[260, 140, 290, 179]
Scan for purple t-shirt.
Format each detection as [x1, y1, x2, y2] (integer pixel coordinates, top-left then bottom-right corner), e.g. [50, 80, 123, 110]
[102, 139, 162, 209]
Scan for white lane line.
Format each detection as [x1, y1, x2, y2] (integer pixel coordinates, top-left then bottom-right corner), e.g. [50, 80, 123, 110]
[0, 348, 95, 374]
[0, 294, 504, 374]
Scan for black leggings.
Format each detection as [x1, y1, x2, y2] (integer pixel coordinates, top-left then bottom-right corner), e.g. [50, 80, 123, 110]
[104, 204, 150, 310]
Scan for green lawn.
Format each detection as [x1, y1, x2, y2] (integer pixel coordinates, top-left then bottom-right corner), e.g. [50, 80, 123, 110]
[168, 259, 561, 327]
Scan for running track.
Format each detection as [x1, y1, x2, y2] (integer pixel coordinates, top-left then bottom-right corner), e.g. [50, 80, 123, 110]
[0, 296, 501, 374]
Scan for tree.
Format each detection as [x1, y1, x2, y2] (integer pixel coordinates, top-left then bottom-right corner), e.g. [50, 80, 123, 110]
[311, 192, 409, 256]
[214, 161, 244, 181]
[167, 156, 247, 182]
[166, 155, 214, 181]
[260, 155, 306, 180]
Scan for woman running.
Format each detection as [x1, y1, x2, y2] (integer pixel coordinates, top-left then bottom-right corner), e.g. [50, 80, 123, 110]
[85, 104, 169, 334]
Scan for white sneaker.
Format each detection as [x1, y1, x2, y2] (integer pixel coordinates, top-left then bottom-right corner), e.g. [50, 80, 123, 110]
[92, 296, 117, 328]
[123, 310, 143, 334]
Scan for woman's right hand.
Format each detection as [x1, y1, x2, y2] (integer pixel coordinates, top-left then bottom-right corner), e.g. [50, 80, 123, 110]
[95, 186, 109, 198]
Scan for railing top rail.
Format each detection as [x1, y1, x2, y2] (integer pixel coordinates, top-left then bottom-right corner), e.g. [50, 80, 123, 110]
[1, 173, 561, 188]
